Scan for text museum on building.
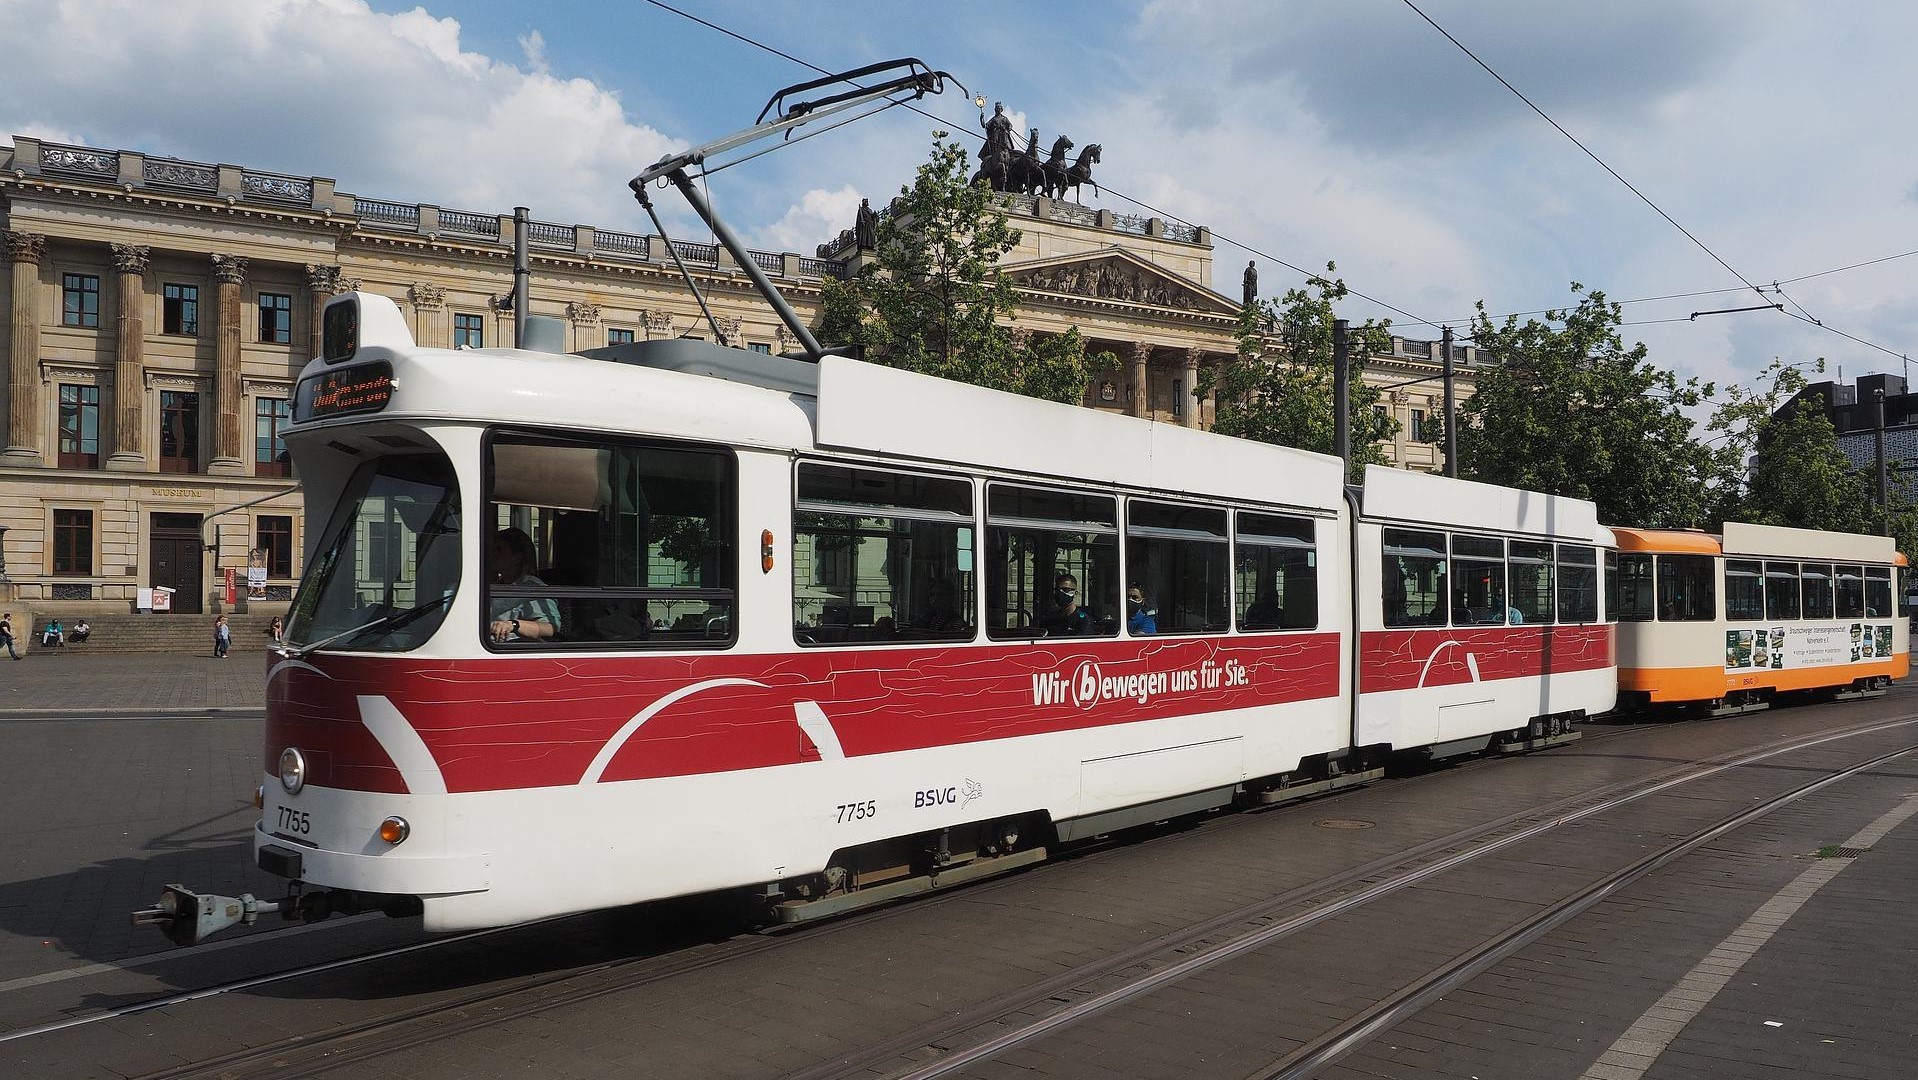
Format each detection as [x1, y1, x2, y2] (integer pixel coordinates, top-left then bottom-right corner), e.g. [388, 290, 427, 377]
[0, 135, 1480, 617]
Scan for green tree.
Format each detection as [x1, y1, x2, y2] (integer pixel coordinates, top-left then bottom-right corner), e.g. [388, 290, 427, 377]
[1200, 268, 1396, 478]
[815, 133, 1097, 403]
[1457, 285, 1717, 527]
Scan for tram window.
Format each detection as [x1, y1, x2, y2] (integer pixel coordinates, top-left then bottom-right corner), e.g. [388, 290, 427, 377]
[1801, 563, 1834, 620]
[1451, 534, 1507, 625]
[1235, 512, 1317, 631]
[1383, 529, 1447, 627]
[1835, 564, 1865, 618]
[987, 485, 1118, 640]
[487, 434, 735, 649]
[1612, 553, 1654, 622]
[1724, 560, 1764, 622]
[1900, 566, 1911, 618]
[794, 463, 975, 646]
[1865, 566, 1892, 619]
[1127, 501, 1230, 634]
[288, 451, 460, 653]
[1655, 555, 1715, 621]
[1764, 562, 1801, 621]
[1556, 545, 1598, 623]
[1509, 541, 1554, 624]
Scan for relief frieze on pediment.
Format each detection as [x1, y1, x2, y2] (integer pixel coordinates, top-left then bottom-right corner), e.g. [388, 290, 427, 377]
[1012, 258, 1218, 312]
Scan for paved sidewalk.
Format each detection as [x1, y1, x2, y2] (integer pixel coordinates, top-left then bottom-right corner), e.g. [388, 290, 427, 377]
[0, 649, 268, 716]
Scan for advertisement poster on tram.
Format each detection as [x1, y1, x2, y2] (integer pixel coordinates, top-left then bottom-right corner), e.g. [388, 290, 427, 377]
[1724, 623, 1889, 672]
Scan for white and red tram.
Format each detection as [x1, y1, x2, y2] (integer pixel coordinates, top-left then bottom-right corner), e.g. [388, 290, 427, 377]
[119, 290, 1626, 946]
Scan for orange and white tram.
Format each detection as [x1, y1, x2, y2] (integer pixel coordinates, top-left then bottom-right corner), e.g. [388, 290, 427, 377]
[1611, 524, 1910, 711]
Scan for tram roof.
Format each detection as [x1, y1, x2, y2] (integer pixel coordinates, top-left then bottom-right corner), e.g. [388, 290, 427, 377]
[1357, 465, 1602, 542]
[1721, 522, 1900, 563]
[813, 356, 1347, 511]
[295, 293, 1346, 511]
[1609, 524, 1902, 564]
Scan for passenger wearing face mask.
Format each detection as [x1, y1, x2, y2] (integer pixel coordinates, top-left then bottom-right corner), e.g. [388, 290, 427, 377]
[1042, 571, 1093, 636]
[1127, 585, 1157, 635]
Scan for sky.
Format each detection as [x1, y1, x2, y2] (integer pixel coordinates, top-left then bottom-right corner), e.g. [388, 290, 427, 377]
[3, 0, 1916, 399]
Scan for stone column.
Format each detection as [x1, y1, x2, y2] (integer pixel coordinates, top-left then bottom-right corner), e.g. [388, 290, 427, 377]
[208, 254, 247, 474]
[303, 263, 341, 362]
[3, 231, 46, 464]
[1128, 341, 1152, 419]
[106, 243, 150, 470]
[1181, 348, 1203, 429]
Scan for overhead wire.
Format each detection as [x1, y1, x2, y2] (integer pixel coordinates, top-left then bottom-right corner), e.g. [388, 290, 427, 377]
[645, 0, 1909, 370]
[637, 0, 1438, 329]
[1401, 0, 1912, 367]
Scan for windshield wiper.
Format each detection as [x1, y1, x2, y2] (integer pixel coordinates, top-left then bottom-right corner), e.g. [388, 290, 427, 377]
[278, 594, 453, 660]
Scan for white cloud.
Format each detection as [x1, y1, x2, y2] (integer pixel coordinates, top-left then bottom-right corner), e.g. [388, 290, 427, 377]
[0, 0, 680, 231]
[751, 185, 863, 256]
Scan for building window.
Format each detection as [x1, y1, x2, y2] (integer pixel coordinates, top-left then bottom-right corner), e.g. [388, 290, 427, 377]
[607, 328, 635, 346]
[749, 342, 772, 354]
[159, 390, 200, 473]
[57, 384, 100, 469]
[1170, 379, 1183, 417]
[259, 292, 293, 344]
[1410, 409, 1427, 442]
[454, 313, 484, 348]
[62, 274, 99, 328]
[255, 397, 291, 477]
[53, 509, 93, 575]
[162, 283, 199, 336]
[257, 515, 293, 578]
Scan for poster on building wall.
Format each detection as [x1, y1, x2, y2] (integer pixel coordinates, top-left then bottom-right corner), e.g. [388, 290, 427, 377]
[247, 548, 269, 599]
[1724, 622, 1891, 672]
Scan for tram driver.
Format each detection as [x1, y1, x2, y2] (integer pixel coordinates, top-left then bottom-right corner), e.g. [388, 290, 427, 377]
[488, 527, 561, 643]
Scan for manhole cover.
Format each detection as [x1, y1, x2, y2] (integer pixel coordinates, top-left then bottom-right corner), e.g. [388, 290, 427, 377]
[1314, 819, 1375, 830]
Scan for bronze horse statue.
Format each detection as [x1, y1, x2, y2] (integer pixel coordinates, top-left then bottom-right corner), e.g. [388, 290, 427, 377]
[1020, 135, 1073, 198]
[1053, 144, 1102, 202]
[972, 135, 1085, 201]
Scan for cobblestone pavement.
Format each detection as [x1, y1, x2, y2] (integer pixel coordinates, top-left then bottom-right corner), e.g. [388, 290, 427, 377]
[0, 650, 268, 716]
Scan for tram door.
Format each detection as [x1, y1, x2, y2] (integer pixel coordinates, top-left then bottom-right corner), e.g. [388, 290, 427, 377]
[149, 513, 204, 614]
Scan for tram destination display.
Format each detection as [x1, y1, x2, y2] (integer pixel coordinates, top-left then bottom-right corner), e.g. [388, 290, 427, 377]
[295, 361, 394, 421]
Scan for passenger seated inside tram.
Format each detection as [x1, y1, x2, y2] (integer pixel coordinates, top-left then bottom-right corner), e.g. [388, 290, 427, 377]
[1127, 585, 1157, 635]
[487, 527, 561, 643]
[1243, 586, 1280, 630]
[916, 578, 965, 634]
[1041, 572, 1093, 636]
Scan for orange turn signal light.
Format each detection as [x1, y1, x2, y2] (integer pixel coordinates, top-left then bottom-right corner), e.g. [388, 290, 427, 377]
[378, 816, 410, 845]
[761, 529, 775, 574]
[253, 784, 265, 811]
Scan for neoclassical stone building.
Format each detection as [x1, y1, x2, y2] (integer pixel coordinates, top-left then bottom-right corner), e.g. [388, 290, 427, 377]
[0, 135, 1478, 614]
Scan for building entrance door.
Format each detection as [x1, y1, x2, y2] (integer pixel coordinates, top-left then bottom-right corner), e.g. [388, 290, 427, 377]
[150, 513, 203, 614]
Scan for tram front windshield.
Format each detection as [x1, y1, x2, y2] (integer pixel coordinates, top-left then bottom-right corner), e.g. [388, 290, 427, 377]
[287, 452, 461, 652]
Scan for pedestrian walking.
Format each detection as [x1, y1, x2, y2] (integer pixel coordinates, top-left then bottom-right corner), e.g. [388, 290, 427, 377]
[0, 612, 18, 660]
[213, 614, 231, 659]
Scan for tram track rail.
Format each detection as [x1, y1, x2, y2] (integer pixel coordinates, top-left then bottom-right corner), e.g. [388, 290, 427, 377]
[0, 710, 1884, 1080]
[784, 712, 1918, 1080]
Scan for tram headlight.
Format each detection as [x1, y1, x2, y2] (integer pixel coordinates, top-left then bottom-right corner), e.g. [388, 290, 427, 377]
[378, 816, 410, 845]
[279, 747, 307, 795]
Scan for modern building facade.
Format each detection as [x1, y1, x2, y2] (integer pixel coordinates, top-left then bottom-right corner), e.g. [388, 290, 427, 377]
[0, 135, 1478, 615]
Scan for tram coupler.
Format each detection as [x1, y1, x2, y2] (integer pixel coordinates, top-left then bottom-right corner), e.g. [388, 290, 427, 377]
[131, 884, 293, 947]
